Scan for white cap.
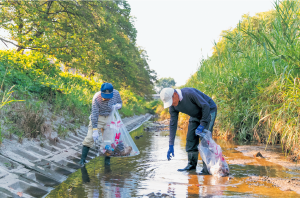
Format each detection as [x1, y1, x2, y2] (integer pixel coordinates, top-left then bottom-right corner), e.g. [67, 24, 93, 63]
[160, 88, 174, 108]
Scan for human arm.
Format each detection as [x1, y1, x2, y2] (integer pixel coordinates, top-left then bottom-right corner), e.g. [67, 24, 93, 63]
[90, 93, 101, 141]
[167, 107, 178, 160]
[91, 93, 101, 129]
[169, 106, 179, 145]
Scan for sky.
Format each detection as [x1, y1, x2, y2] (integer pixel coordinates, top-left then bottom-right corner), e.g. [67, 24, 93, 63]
[127, 0, 274, 86]
[0, 0, 274, 87]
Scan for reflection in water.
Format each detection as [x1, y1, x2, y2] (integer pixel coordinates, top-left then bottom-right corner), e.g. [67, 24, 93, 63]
[47, 125, 299, 198]
[186, 172, 230, 197]
[81, 166, 90, 183]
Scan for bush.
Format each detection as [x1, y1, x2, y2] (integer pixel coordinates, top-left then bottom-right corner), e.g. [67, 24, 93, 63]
[0, 50, 153, 140]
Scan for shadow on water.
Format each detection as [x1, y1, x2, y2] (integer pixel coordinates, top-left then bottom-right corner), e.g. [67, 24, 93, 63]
[47, 123, 299, 198]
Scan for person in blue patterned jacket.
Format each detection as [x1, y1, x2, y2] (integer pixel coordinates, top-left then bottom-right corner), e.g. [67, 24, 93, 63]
[79, 82, 122, 166]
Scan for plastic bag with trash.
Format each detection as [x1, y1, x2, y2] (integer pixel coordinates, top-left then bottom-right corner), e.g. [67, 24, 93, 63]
[198, 129, 229, 177]
[99, 107, 140, 157]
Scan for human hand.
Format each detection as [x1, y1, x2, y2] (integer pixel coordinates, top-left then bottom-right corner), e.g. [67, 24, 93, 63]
[167, 145, 174, 160]
[92, 128, 99, 142]
[113, 103, 122, 110]
[195, 125, 204, 136]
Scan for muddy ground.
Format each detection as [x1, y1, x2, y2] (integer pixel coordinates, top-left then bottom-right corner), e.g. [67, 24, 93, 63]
[247, 176, 300, 194]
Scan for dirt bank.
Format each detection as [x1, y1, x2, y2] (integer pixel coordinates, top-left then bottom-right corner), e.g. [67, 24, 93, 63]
[236, 145, 300, 170]
[247, 176, 300, 194]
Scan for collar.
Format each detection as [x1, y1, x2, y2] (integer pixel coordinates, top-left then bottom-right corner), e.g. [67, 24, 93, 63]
[176, 89, 183, 101]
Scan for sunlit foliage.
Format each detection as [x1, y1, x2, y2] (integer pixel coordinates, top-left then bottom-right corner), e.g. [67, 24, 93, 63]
[0, 0, 156, 98]
[184, 0, 300, 153]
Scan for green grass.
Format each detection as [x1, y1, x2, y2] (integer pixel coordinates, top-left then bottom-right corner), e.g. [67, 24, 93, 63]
[0, 50, 155, 140]
[57, 124, 68, 139]
[183, 0, 300, 153]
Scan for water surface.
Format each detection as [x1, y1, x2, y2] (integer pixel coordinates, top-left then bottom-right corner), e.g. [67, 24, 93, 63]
[47, 124, 299, 197]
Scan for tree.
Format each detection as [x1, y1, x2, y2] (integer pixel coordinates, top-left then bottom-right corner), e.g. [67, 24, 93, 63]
[0, 0, 156, 97]
[156, 77, 176, 93]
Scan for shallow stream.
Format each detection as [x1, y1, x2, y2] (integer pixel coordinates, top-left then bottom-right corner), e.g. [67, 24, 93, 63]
[47, 122, 300, 197]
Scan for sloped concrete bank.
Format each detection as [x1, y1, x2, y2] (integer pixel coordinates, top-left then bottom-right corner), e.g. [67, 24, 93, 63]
[0, 114, 152, 198]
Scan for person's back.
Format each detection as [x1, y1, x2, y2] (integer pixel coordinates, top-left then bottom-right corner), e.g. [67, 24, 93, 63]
[169, 87, 216, 124]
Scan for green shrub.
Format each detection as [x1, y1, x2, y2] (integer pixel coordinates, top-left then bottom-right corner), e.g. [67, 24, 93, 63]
[0, 49, 154, 139]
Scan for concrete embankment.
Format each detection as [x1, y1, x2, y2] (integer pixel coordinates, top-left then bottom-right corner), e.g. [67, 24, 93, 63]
[0, 114, 152, 198]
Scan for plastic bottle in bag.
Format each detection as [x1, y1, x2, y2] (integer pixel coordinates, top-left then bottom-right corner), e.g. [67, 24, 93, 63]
[198, 129, 229, 177]
[99, 108, 140, 157]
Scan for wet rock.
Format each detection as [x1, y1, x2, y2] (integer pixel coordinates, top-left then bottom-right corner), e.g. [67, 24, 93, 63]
[143, 121, 169, 132]
[253, 152, 264, 158]
[288, 154, 300, 162]
[134, 136, 140, 139]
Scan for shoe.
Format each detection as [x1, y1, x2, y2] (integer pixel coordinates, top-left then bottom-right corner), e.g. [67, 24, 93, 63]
[177, 152, 198, 171]
[79, 145, 90, 166]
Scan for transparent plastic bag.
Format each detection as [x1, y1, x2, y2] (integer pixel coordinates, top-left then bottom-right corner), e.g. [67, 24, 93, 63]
[198, 129, 229, 177]
[99, 107, 140, 157]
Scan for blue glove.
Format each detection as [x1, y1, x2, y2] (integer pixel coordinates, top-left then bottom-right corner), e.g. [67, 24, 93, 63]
[167, 145, 174, 161]
[195, 125, 204, 136]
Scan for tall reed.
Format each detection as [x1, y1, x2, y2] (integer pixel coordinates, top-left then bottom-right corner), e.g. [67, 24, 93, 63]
[183, 0, 300, 153]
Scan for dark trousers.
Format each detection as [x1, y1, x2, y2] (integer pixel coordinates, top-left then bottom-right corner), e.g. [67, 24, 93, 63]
[186, 109, 217, 152]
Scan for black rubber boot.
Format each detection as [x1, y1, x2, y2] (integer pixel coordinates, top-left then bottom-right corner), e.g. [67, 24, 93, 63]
[104, 156, 111, 165]
[198, 160, 210, 175]
[79, 145, 90, 166]
[177, 152, 198, 171]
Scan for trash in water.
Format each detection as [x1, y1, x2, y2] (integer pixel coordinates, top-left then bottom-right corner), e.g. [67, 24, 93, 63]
[99, 108, 139, 157]
[198, 129, 229, 177]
